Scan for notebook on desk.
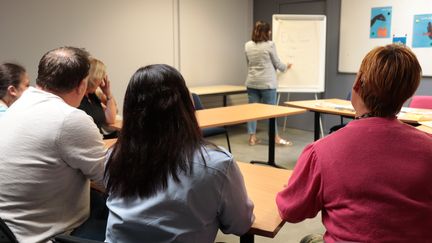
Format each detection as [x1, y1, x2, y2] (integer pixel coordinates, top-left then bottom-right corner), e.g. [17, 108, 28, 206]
[315, 101, 355, 112]
[398, 107, 432, 122]
[419, 121, 432, 128]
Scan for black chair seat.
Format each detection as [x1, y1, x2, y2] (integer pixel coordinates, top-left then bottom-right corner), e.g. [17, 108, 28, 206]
[53, 235, 104, 243]
[0, 217, 18, 243]
[202, 127, 226, 137]
[329, 92, 352, 134]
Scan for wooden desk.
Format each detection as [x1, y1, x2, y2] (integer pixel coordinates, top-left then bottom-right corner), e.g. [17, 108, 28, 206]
[237, 162, 291, 243]
[110, 103, 306, 167]
[189, 85, 246, 106]
[197, 103, 306, 167]
[417, 125, 432, 134]
[417, 122, 432, 134]
[286, 99, 352, 140]
[103, 138, 117, 148]
[196, 103, 304, 128]
[286, 98, 432, 140]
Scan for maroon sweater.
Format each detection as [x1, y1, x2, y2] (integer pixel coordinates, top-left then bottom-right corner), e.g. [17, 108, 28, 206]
[277, 117, 432, 242]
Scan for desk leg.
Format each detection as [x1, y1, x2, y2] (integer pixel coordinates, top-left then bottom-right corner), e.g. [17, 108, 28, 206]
[314, 112, 321, 141]
[250, 118, 284, 168]
[268, 117, 276, 165]
[240, 233, 254, 243]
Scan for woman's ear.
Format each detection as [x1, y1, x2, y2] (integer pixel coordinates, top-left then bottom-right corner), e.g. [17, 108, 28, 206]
[352, 73, 363, 93]
[353, 80, 362, 92]
[7, 85, 18, 98]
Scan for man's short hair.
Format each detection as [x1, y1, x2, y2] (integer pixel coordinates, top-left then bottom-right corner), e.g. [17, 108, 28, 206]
[36, 47, 90, 93]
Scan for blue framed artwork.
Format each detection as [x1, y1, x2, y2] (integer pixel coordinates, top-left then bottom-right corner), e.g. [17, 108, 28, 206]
[392, 36, 407, 45]
[370, 7, 392, 38]
[412, 14, 432, 48]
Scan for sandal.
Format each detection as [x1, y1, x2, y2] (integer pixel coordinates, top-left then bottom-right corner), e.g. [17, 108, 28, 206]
[275, 138, 293, 146]
[248, 137, 261, 146]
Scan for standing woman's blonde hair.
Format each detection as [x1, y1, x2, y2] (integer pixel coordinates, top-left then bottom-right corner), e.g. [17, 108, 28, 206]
[252, 21, 271, 43]
[87, 58, 107, 91]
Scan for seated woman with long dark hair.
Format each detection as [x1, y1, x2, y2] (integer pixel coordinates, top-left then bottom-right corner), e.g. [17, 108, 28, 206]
[0, 63, 30, 117]
[104, 64, 254, 243]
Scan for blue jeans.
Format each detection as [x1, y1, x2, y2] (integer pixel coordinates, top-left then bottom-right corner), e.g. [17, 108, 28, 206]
[247, 88, 278, 135]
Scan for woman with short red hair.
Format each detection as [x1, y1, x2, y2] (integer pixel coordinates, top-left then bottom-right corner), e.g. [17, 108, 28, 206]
[277, 44, 432, 242]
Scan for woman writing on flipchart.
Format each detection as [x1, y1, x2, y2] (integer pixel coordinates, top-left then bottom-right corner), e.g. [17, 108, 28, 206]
[245, 20, 292, 146]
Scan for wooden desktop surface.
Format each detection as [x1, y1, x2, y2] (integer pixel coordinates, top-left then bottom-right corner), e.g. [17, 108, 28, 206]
[286, 99, 355, 117]
[417, 125, 432, 134]
[103, 137, 291, 239]
[286, 98, 432, 124]
[188, 85, 246, 96]
[111, 103, 306, 130]
[196, 103, 306, 129]
[104, 138, 117, 148]
[237, 162, 291, 237]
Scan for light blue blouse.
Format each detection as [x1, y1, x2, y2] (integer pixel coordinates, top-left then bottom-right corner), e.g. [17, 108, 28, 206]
[105, 146, 254, 243]
[0, 103, 7, 119]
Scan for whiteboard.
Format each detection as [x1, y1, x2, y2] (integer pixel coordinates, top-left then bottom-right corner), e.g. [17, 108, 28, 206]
[272, 14, 326, 93]
[339, 0, 432, 76]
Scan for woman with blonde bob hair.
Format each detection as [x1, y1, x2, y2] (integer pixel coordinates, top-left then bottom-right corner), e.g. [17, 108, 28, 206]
[78, 58, 118, 138]
[277, 44, 432, 242]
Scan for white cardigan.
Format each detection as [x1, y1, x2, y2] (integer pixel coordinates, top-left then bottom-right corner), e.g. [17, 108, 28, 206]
[245, 40, 287, 90]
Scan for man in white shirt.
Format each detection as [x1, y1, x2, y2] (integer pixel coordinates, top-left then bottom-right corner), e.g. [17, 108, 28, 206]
[0, 47, 106, 243]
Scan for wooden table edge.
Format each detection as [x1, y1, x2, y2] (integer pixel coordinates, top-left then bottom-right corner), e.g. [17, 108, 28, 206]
[284, 101, 355, 117]
[194, 90, 247, 96]
[248, 223, 284, 238]
[198, 108, 307, 129]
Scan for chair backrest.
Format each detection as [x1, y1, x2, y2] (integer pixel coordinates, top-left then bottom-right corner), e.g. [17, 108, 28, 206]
[329, 91, 353, 134]
[346, 91, 352, 100]
[409, 96, 432, 109]
[0, 218, 18, 243]
[191, 93, 204, 110]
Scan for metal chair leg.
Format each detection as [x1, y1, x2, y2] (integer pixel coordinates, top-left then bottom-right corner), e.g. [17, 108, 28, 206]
[224, 126, 231, 153]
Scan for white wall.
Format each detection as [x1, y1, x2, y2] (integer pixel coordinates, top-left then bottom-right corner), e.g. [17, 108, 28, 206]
[179, 0, 253, 86]
[0, 0, 252, 112]
[339, 0, 432, 76]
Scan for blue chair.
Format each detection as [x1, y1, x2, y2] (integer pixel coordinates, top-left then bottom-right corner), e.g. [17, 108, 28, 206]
[329, 92, 352, 134]
[192, 93, 231, 152]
